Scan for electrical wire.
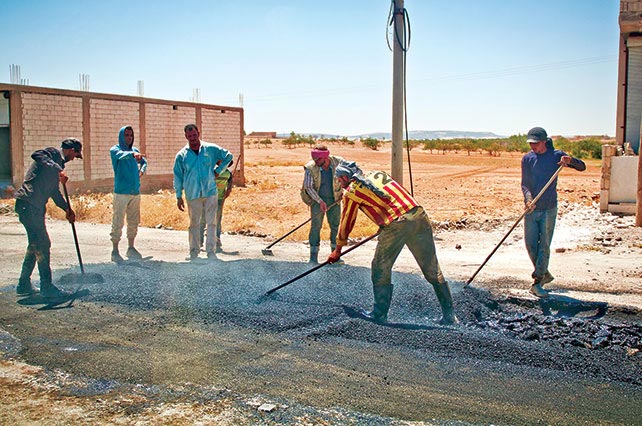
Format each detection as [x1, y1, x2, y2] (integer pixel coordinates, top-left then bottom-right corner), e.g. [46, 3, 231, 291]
[235, 55, 614, 105]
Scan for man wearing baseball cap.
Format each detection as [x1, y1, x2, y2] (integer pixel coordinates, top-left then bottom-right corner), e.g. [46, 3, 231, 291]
[521, 127, 585, 298]
[14, 138, 83, 299]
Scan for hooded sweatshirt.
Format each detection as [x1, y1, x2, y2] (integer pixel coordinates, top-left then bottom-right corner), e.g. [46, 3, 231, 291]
[521, 138, 585, 211]
[110, 126, 147, 195]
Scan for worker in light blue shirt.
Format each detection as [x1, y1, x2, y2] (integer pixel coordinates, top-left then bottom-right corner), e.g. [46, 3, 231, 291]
[173, 123, 233, 260]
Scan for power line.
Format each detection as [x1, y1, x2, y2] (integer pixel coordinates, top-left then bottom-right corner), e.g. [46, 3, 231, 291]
[239, 55, 616, 104]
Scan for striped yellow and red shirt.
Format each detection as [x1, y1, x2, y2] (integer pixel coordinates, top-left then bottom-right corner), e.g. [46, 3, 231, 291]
[337, 171, 419, 245]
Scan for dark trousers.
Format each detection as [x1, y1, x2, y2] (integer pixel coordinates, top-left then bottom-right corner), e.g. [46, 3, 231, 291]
[308, 197, 340, 248]
[15, 199, 52, 285]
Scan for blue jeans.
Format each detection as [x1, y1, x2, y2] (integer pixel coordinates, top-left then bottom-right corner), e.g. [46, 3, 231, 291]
[524, 206, 557, 280]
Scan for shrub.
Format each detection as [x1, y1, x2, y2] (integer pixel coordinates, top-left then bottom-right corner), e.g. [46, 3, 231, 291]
[362, 137, 381, 151]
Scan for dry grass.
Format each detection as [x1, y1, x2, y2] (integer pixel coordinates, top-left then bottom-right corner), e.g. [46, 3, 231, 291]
[1, 142, 602, 243]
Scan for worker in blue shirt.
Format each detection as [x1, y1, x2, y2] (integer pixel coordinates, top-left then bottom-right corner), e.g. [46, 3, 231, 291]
[521, 127, 585, 297]
[109, 125, 147, 263]
[173, 124, 232, 261]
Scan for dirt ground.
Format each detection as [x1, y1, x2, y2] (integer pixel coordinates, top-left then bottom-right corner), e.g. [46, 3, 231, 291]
[1, 143, 641, 425]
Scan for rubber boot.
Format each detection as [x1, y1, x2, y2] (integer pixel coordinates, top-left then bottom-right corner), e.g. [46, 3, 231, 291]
[16, 279, 38, 296]
[309, 246, 319, 264]
[432, 282, 459, 325]
[40, 282, 72, 300]
[360, 284, 393, 323]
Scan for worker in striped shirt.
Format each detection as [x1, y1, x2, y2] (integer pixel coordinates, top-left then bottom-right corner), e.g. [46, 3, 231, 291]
[327, 161, 458, 325]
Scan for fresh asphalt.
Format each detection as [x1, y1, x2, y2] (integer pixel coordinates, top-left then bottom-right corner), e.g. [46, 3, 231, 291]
[0, 216, 641, 425]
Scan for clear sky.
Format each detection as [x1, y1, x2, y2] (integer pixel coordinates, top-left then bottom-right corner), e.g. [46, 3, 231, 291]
[1, 0, 619, 137]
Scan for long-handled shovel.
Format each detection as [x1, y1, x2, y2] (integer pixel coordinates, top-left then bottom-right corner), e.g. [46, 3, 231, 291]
[463, 165, 564, 288]
[262, 199, 341, 256]
[59, 183, 104, 287]
[264, 230, 380, 296]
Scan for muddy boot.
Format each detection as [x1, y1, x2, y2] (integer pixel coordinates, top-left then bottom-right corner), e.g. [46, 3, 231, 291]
[40, 282, 72, 300]
[432, 282, 459, 325]
[530, 281, 549, 298]
[16, 279, 38, 296]
[309, 246, 319, 264]
[360, 284, 393, 323]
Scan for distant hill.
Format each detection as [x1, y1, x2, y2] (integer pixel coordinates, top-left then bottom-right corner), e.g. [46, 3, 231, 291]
[276, 130, 504, 140]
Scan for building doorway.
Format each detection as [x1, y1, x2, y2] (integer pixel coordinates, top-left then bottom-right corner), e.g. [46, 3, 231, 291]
[0, 92, 11, 192]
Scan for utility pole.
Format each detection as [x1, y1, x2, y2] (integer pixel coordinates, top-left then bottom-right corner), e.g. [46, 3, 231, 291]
[391, 0, 404, 183]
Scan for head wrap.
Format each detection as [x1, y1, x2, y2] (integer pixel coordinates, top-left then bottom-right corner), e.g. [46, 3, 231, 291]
[311, 148, 330, 159]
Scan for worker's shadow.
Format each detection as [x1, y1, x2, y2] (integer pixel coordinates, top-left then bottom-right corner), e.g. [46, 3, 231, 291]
[538, 293, 608, 319]
[17, 289, 90, 311]
[342, 305, 442, 331]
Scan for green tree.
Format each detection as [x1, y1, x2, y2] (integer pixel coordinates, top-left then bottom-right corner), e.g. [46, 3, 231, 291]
[259, 138, 272, 148]
[460, 139, 476, 156]
[362, 137, 381, 151]
[422, 139, 437, 153]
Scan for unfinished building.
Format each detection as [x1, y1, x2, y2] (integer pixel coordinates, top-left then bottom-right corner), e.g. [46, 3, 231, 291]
[602, 0, 642, 215]
[0, 84, 244, 196]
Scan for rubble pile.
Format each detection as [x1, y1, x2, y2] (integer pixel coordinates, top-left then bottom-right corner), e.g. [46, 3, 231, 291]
[474, 310, 642, 352]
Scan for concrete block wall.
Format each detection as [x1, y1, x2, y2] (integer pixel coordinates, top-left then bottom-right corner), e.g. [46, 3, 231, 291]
[202, 109, 242, 155]
[145, 104, 196, 175]
[1, 83, 244, 193]
[621, 0, 642, 12]
[90, 99, 140, 181]
[21, 93, 84, 180]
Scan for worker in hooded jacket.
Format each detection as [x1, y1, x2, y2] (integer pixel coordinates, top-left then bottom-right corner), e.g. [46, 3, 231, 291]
[109, 125, 147, 263]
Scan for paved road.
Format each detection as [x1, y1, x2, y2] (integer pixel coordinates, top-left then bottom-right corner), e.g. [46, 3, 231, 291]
[1, 215, 641, 425]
